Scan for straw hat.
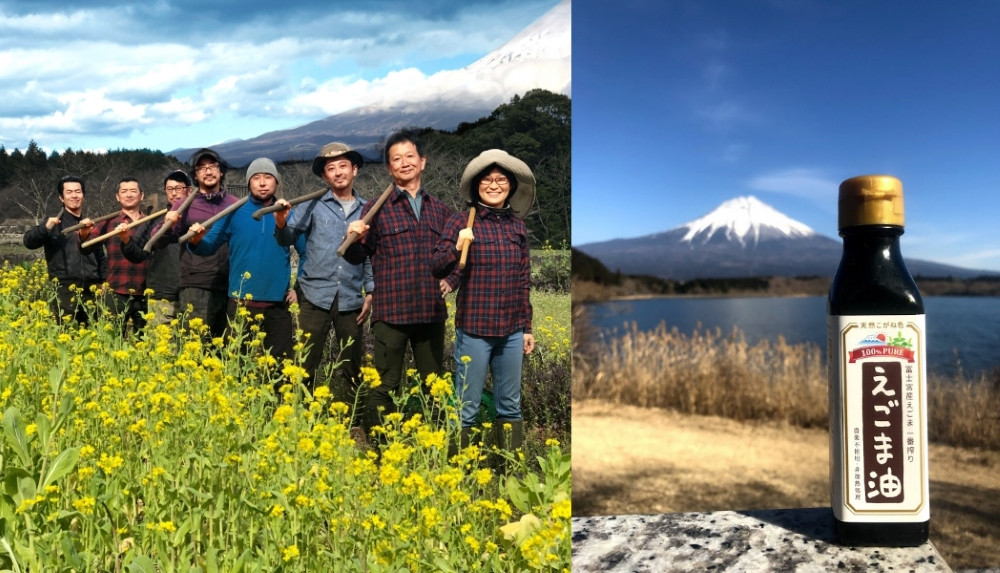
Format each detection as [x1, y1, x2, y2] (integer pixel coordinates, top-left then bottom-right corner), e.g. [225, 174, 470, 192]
[459, 149, 535, 219]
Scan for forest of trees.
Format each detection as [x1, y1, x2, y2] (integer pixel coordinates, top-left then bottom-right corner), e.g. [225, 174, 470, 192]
[1, 89, 570, 248]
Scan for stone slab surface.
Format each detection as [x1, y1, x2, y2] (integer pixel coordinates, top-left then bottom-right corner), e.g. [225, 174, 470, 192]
[572, 508, 951, 572]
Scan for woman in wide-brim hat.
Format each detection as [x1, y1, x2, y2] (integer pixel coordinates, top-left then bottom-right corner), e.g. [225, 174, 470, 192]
[431, 149, 536, 457]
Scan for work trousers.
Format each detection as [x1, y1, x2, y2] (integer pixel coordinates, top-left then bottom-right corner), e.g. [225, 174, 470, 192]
[54, 279, 99, 325]
[297, 290, 366, 428]
[226, 299, 295, 362]
[368, 320, 444, 430]
[179, 286, 228, 337]
[102, 291, 147, 334]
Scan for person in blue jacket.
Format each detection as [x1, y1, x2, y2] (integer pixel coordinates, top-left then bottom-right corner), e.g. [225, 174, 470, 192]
[187, 157, 305, 361]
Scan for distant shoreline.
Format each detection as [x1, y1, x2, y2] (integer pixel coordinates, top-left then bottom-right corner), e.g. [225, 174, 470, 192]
[572, 276, 1000, 305]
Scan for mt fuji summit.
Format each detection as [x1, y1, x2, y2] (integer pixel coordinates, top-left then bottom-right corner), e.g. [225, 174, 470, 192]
[575, 196, 983, 281]
[680, 196, 817, 246]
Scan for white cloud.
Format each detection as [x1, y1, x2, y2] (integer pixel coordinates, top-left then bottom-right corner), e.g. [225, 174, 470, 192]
[748, 168, 839, 201]
[0, 0, 564, 151]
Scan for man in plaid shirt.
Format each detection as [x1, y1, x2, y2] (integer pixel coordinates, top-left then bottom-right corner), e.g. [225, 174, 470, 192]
[81, 177, 151, 334]
[345, 129, 457, 431]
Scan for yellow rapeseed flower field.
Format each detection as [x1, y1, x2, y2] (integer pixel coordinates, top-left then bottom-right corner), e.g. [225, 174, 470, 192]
[0, 261, 570, 571]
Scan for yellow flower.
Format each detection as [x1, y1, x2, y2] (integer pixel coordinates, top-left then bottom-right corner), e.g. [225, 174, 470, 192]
[97, 453, 124, 474]
[269, 504, 285, 518]
[242, 271, 252, 280]
[297, 437, 315, 454]
[282, 545, 299, 562]
[360, 366, 381, 388]
[73, 497, 96, 515]
[552, 498, 572, 520]
[474, 468, 492, 486]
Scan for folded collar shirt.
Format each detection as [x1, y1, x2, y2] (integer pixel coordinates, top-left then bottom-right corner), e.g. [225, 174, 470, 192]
[275, 189, 373, 311]
[90, 211, 149, 296]
[356, 186, 456, 325]
[432, 206, 532, 337]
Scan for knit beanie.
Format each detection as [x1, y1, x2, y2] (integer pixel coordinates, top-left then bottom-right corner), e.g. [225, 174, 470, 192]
[246, 157, 281, 187]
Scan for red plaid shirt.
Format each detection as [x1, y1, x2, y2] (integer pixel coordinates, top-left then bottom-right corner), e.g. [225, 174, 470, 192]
[432, 206, 532, 337]
[346, 187, 456, 325]
[89, 212, 150, 296]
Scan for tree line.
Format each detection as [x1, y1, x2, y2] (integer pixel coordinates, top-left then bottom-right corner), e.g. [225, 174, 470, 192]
[1, 89, 570, 248]
[573, 248, 1000, 301]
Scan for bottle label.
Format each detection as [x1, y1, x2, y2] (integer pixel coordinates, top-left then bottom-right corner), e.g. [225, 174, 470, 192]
[828, 315, 929, 522]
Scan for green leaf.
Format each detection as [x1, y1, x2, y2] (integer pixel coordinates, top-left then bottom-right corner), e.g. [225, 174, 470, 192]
[172, 517, 193, 547]
[1, 408, 32, 468]
[16, 476, 36, 506]
[48, 365, 63, 396]
[505, 477, 531, 513]
[40, 447, 80, 490]
[126, 554, 158, 573]
[33, 415, 51, 452]
[431, 556, 458, 573]
[204, 547, 219, 573]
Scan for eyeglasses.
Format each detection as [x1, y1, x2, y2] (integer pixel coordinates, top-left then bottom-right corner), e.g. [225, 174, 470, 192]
[165, 185, 188, 192]
[195, 164, 220, 174]
[480, 176, 510, 187]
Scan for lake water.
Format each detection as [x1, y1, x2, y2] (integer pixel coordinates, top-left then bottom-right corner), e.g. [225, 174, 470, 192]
[583, 296, 1000, 379]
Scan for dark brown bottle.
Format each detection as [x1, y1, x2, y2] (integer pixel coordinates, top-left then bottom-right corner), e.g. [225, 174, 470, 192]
[827, 175, 929, 546]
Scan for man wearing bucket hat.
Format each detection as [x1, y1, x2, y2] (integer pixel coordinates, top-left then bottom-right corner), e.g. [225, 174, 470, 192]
[186, 157, 305, 363]
[120, 170, 192, 325]
[156, 147, 239, 336]
[273, 143, 374, 432]
[344, 129, 458, 434]
[431, 149, 536, 460]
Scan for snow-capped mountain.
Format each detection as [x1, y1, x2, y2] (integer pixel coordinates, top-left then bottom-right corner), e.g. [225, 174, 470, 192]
[576, 196, 991, 281]
[170, 0, 571, 166]
[680, 196, 816, 246]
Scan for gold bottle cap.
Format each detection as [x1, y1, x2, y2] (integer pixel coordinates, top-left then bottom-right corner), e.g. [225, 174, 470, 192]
[838, 174, 905, 230]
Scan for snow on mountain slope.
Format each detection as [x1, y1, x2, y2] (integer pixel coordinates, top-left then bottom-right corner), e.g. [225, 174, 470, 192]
[680, 196, 817, 246]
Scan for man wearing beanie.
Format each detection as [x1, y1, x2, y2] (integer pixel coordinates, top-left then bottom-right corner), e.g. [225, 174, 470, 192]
[273, 142, 374, 437]
[120, 170, 192, 326]
[187, 157, 305, 362]
[156, 148, 238, 337]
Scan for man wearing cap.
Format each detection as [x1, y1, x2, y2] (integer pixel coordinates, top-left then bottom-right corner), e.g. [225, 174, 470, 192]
[273, 143, 373, 431]
[344, 129, 457, 433]
[187, 158, 305, 363]
[431, 149, 536, 459]
[120, 170, 192, 325]
[23, 175, 106, 324]
[157, 148, 238, 337]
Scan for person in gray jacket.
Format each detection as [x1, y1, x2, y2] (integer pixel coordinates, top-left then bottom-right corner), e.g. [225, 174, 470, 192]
[23, 175, 106, 324]
[274, 142, 373, 433]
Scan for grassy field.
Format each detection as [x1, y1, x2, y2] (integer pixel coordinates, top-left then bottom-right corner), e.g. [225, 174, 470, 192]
[0, 260, 572, 570]
[573, 311, 1000, 449]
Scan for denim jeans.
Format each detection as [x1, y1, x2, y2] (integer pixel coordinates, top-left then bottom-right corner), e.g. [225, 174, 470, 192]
[453, 328, 524, 427]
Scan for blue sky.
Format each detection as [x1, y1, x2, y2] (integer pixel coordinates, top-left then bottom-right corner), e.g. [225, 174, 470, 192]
[572, 0, 1000, 273]
[0, 0, 559, 155]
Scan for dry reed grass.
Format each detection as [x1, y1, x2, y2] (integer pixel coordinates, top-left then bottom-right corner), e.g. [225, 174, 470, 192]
[573, 311, 1000, 450]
